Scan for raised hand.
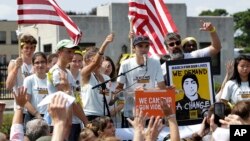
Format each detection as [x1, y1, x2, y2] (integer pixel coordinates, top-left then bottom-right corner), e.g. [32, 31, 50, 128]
[144, 116, 164, 141]
[200, 20, 215, 32]
[127, 108, 146, 131]
[15, 57, 23, 69]
[48, 94, 68, 124]
[13, 86, 27, 107]
[220, 114, 246, 126]
[160, 98, 174, 118]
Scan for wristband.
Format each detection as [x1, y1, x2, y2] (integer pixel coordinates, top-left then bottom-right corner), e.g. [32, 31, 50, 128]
[165, 114, 176, 120]
[16, 105, 24, 110]
[210, 27, 216, 33]
[98, 52, 104, 55]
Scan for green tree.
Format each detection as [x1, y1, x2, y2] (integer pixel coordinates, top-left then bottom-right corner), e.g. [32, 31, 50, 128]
[88, 7, 97, 15]
[233, 9, 250, 48]
[199, 9, 228, 16]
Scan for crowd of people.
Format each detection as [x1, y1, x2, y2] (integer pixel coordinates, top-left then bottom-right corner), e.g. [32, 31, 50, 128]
[0, 20, 249, 141]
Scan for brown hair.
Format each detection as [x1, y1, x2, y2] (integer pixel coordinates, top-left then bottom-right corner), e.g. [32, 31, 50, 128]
[231, 101, 250, 120]
[83, 47, 99, 63]
[164, 32, 181, 46]
[79, 128, 96, 141]
[20, 34, 37, 49]
[47, 53, 58, 64]
[87, 116, 113, 137]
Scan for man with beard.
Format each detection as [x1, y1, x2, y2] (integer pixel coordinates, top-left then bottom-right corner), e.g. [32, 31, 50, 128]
[160, 21, 221, 84]
[165, 21, 221, 60]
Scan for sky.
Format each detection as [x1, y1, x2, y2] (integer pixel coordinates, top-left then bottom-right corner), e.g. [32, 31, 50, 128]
[1, 0, 250, 20]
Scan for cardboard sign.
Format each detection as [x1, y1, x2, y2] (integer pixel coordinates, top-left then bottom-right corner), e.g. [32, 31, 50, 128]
[135, 89, 175, 117]
[166, 57, 215, 125]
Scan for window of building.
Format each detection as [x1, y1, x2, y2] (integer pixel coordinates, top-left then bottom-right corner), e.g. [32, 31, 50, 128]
[0, 55, 7, 64]
[200, 42, 220, 75]
[11, 31, 18, 44]
[44, 44, 52, 54]
[0, 31, 6, 44]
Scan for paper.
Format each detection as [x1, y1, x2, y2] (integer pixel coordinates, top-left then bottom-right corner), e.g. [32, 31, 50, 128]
[38, 91, 75, 107]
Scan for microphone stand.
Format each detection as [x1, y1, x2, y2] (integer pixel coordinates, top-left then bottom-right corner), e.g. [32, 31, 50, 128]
[92, 64, 144, 116]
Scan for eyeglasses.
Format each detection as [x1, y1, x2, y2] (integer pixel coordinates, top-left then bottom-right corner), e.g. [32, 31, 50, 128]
[34, 61, 46, 65]
[168, 41, 181, 47]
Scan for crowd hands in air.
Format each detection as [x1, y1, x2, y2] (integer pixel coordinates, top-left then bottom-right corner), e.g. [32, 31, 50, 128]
[1, 20, 249, 141]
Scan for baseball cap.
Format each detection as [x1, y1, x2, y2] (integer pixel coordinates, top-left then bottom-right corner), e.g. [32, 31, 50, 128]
[133, 35, 150, 46]
[56, 39, 80, 51]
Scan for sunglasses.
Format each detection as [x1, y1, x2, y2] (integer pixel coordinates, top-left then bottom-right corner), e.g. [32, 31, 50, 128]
[168, 41, 181, 47]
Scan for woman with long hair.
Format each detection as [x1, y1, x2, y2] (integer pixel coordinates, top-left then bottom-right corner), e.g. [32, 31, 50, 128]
[220, 55, 250, 104]
[23, 52, 48, 123]
[81, 33, 114, 121]
[101, 56, 124, 128]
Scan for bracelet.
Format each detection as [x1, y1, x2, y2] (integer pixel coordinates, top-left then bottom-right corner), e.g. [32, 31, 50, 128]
[98, 52, 104, 55]
[16, 105, 24, 110]
[210, 27, 216, 33]
[165, 114, 176, 120]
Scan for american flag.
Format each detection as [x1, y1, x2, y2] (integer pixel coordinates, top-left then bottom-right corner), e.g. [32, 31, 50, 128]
[17, 0, 82, 45]
[128, 0, 178, 56]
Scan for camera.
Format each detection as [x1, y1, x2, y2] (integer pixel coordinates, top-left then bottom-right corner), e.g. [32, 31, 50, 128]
[214, 102, 225, 127]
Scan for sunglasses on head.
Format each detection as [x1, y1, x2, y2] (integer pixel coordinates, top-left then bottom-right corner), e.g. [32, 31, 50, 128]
[168, 40, 181, 47]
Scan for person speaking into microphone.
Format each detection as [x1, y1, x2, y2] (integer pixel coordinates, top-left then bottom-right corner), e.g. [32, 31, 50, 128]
[115, 34, 169, 128]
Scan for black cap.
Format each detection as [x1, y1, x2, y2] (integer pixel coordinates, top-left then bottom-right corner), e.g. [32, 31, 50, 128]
[133, 35, 150, 46]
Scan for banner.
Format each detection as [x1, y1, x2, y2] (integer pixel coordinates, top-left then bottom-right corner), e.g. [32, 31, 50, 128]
[166, 57, 215, 125]
[135, 89, 175, 117]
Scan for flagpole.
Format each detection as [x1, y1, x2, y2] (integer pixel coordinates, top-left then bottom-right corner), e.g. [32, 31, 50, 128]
[17, 25, 21, 57]
[129, 20, 133, 55]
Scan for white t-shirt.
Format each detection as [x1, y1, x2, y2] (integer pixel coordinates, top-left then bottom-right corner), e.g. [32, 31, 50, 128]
[47, 64, 81, 124]
[81, 73, 111, 116]
[70, 70, 82, 124]
[221, 80, 250, 104]
[10, 59, 33, 111]
[117, 57, 164, 118]
[47, 64, 75, 94]
[23, 74, 48, 114]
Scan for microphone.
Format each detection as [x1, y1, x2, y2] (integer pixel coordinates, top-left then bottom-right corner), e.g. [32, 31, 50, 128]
[143, 54, 147, 71]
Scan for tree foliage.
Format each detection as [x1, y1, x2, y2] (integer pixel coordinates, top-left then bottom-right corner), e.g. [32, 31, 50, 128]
[199, 9, 228, 16]
[233, 9, 250, 48]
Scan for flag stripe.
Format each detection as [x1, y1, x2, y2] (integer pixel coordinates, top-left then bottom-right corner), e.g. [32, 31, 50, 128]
[128, 0, 178, 56]
[17, 0, 51, 5]
[18, 20, 64, 26]
[17, 9, 58, 16]
[18, 4, 54, 11]
[17, 0, 82, 45]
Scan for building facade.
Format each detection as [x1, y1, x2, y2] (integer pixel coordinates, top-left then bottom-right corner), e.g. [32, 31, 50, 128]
[0, 3, 234, 83]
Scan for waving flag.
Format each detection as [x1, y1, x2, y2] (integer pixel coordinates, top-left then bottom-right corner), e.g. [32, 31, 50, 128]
[128, 0, 178, 56]
[17, 0, 82, 45]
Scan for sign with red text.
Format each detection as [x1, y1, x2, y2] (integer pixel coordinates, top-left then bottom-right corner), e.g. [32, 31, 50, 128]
[135, 89, 175, 117]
